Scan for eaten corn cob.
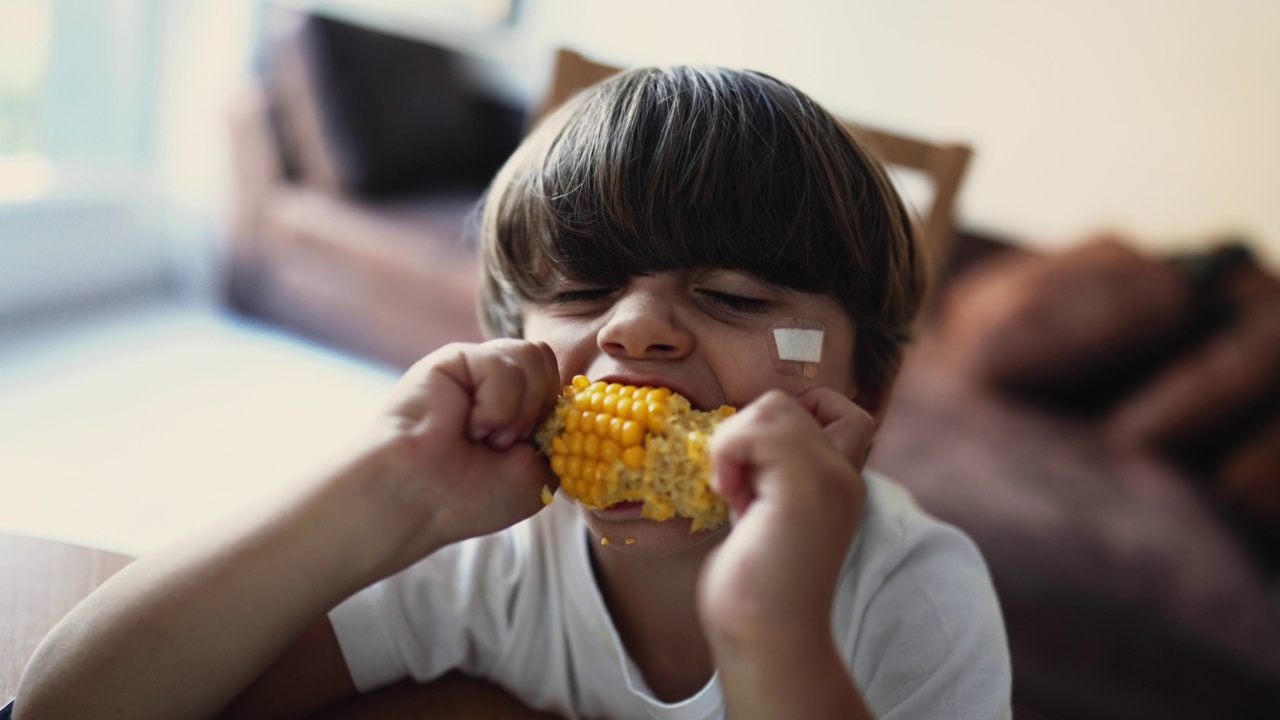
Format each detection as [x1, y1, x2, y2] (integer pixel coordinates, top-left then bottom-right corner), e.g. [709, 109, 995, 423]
[535, 376, 736, 531]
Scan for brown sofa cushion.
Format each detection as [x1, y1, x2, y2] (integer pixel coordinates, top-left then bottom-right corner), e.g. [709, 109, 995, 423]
[870, 336, 1280, 719]
[937, 237, 1198, 411]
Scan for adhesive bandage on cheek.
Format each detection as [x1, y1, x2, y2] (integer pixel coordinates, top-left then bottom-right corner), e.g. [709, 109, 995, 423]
[769, 318, 825, 378]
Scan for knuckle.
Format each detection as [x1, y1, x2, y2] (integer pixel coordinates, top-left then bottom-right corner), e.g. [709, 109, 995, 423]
[752, 389, 798, 417]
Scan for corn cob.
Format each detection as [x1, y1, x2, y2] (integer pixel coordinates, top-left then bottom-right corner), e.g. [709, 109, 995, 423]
[535, 376, 736, 531]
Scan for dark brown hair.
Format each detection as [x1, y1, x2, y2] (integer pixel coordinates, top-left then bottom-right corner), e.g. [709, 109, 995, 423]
[478, 64, 924, 392]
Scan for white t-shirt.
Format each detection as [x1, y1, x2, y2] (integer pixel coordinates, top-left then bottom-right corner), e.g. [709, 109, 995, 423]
[329, 471, 1012, 719]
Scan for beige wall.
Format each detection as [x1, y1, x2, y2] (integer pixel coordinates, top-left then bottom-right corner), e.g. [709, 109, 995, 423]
[531, 0, 1280, 268]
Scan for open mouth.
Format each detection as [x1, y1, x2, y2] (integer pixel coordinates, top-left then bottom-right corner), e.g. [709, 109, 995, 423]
[592, 501, 646, 518]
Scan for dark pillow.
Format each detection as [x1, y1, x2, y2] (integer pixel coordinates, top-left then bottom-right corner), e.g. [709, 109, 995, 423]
[297, 13, 524, 196]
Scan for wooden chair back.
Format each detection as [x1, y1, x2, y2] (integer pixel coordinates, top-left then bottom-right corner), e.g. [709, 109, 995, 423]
[531, 49, 621, 125]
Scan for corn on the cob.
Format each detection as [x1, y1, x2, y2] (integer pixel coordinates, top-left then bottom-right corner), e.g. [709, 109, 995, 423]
[535, 376, 736, 531]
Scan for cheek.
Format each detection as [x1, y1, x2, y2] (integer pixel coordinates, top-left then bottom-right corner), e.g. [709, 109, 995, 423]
[716, 324, 858, 404]
[709, 335, 795, 403]
[522, 312, 600, 381]
[520, 311, 554, 344]
[815, 325, 858, 396]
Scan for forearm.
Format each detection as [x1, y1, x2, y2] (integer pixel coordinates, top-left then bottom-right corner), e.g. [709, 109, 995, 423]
[710, 623, 875, 720]
[17, 440, 431, 720]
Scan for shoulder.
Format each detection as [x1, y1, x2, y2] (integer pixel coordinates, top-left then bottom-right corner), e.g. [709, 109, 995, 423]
[847, 471, 1003, 630]
[852, 470, 993, 585]
[837, 471, 1012, 719]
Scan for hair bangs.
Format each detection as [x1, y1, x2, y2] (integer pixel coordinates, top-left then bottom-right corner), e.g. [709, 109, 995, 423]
[507, 66, 866, 299]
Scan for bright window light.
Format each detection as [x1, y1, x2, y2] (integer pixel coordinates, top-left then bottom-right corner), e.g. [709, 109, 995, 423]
[0, 0, 53, 200]
[0, 151, 54, 201]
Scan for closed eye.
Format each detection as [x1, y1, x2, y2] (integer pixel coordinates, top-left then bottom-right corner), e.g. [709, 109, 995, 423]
[699, 290, 771, 313]
[550, 287, 616, 305]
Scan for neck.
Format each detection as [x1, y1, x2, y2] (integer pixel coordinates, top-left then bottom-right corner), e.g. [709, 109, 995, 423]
[588, 533, 722, 702]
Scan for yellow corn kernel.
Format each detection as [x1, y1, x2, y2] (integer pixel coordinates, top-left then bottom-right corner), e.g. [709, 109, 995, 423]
[594, 413, 611, 436]
[622, 446, 645, 469]
[541, 485, 554, 505]
[534, 375, 737, 532]
[630, 400, 648, 426]
[621, 420, 644, 447]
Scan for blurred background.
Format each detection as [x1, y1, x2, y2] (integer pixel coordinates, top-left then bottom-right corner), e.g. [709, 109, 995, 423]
[3, 0, 1277, 325]
[2, 1, 1279, 717]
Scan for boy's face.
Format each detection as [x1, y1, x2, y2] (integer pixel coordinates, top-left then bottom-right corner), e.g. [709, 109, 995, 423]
[522, 268, 858, 555]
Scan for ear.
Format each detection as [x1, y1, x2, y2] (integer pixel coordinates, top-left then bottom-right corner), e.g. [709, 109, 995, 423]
[851, 360, 903, 428]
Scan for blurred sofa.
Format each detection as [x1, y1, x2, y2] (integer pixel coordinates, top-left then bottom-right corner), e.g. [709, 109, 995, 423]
[871, 324, 1280, 719]
[226, 7, 522, 368]
[224, 8, 1280, 719]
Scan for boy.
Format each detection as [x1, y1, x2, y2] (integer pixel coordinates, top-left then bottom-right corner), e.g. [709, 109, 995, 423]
[17, 64, 1010, 719]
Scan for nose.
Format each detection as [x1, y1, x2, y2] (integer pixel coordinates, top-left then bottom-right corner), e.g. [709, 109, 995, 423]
[597, 282, 694, 360]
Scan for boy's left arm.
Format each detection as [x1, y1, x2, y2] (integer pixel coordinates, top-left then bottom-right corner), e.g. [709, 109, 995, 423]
[698, 388, 877, 720]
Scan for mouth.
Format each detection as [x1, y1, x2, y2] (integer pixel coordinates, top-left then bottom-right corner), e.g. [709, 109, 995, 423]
[589, 501, 646, 520]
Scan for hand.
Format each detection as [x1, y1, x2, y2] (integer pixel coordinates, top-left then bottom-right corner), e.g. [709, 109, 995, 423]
[361, 339, 561, 573]
[697, 388, 872, 647]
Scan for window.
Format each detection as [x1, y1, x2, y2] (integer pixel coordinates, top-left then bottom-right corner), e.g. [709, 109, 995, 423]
[0, 0, 166, 318]
[0, 0, 55, 201]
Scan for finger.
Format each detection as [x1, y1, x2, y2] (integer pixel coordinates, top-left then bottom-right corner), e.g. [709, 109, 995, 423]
[383, 343, 474, 433]
[489, 443, 561, 515]
[709, 391, 863, 531]
[432, 441, 559, 543]
[534, 341, 563, 421]
[463, 341, 553, 447]
[1109, 309, 1280, 445]
[494, 341, 559, 449]
[709, 392, 820, 505]
[707, 394, 786, 487]
[707, 451, 755, 522]
[793, 386, 876, 470]
[709, 408, 773, 522]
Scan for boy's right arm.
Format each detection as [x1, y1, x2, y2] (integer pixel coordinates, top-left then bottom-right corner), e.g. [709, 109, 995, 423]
[15, 340, 561, 720]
